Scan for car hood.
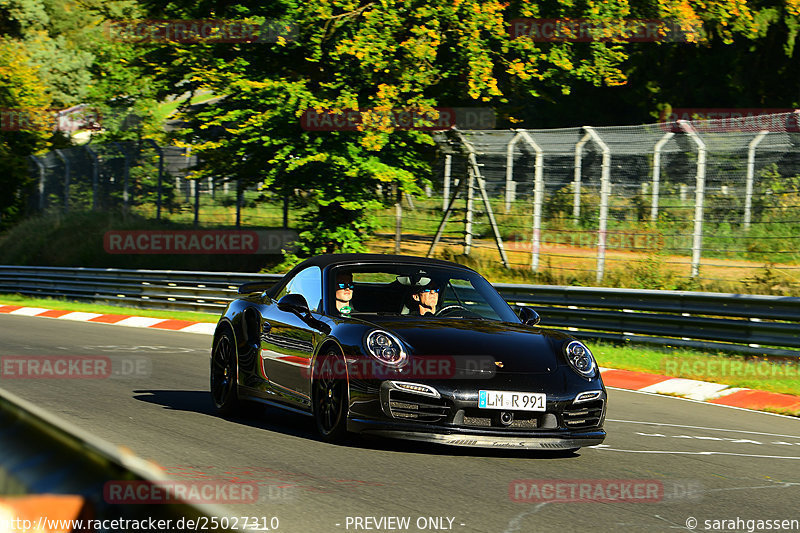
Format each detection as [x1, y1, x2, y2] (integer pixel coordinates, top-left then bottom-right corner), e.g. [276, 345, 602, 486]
[363, 318, 564, 374]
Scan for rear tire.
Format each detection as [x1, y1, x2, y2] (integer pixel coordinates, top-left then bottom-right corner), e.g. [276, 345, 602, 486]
[211, 327, 239, 416]
[313, 350, 349, 443]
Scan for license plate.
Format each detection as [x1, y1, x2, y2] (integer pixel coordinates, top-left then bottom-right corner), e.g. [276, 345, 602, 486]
[478, 390, 546, 411]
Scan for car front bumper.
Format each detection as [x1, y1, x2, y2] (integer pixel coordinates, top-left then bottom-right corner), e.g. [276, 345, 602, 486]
[346, 377, 607, 449]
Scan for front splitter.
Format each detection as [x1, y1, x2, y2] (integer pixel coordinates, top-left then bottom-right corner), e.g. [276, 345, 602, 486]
[360, 430, 604, 450]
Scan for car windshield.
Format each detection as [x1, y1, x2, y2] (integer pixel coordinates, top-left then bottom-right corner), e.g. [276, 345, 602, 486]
[326, 264, 519, 322]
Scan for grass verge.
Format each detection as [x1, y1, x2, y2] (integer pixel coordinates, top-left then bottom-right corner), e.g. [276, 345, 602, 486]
[592, 341, 800, 399]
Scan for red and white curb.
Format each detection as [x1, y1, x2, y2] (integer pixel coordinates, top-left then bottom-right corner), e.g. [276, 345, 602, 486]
[599, 366, 800, 414]
[0, 305, 216, 335]
[2, 304, 798, 414]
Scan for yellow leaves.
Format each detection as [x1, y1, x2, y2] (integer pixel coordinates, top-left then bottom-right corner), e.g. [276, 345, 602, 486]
[787, 0, 800, 17]
[0, 38, 51, 110]
[376, 84, 399, 101]
[360, 130, 388, 151]
[507, 60, 541, 82]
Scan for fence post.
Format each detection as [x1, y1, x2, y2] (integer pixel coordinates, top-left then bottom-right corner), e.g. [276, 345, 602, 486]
[29, 156, 46, 211]
[112, 143, 130, 209]
[194, 179, 200, 227]
[142, 140, 164, 221]
[236, 179, 242, 228]
[450, 130, 510, 266]
[744, 130, 769, 231]
[427, 169, 465, 258]
[584, 127, 611, 283]
[651, 131, 674, 222]
[83, 145, 100, 210]
[283, 189, 289, 229]
[505, 133, 521, 213]
[573, 131, 591, 225]
[464, 166, 474, 255]
[518, 130, 544, 272]
[678, 120, 707, 278]
[54, 149, 70, 212]
[442, 154, 452, 211]
[394, 184, 402, 254]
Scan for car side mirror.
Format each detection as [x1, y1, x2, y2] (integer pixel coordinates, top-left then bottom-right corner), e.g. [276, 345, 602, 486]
[518, 306, 540, 326]
[278, 293, 310, 314]
[238, 281, 274, 295]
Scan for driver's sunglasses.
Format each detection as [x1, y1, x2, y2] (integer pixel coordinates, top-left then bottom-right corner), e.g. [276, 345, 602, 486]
[421, 287, 440, 293]
[337, 282, 355, 290]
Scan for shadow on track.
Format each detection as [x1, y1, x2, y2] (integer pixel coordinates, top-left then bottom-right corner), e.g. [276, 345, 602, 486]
[132, 389, 582, 460]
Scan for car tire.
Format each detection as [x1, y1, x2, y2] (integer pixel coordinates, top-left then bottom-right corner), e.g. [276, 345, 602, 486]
[211, 326, 240, 416]
[313, 349, 349, 443]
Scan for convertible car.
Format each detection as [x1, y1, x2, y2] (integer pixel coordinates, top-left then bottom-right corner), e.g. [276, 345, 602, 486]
[210, 254, 606, 451]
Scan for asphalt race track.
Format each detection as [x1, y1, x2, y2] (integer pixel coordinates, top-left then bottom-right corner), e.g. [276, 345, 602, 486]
[1, 314, 799, 533]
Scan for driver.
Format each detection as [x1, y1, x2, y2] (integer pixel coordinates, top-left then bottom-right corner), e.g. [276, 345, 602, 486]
[334, 272, 356, 315]
[409, 281, 440, 316]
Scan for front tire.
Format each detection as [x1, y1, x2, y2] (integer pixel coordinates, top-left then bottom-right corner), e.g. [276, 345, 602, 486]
[211, 327, 239, 415]
[313, 350, 349, 443]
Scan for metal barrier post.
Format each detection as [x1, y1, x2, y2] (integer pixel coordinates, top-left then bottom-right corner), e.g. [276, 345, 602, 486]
[194, 179, 200, 227]
[142, 140, 164, 221]
[236, 179, 242, 228]
[744, 130, 769, 231]
[505, 133, 521, 213]
[464, 166, 475, 255]
[442, 154, 452, 212]
[573, 132, 591, 225]
[112, 143, 130, 209]
[394, 184, 402, 253]
[54, 149, 70, 212]
[518, 130, 544, 272]
[84, 145, 100, 210]
[29, 156, 46, 210]
[679, 120, 707, 278]
[651, 131, 674, 222]
[584, 127, 611, 283]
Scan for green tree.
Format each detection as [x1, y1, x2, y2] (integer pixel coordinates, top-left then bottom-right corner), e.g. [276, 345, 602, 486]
[157, 0, 702, 255]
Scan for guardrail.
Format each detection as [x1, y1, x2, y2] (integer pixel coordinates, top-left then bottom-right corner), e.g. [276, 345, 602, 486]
[1, 266, 798, 357]
[0, 387, 240, 530]
[0, 265, 281, 313]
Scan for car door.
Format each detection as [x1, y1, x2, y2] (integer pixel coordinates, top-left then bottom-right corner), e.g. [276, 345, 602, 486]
[261, 266, 324, 408]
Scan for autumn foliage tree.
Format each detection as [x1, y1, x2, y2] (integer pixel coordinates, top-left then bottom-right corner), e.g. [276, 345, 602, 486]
[148, 0, 798, 256]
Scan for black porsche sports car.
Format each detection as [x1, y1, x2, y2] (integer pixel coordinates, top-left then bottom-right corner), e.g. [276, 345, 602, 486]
[210, 254, 606, 451]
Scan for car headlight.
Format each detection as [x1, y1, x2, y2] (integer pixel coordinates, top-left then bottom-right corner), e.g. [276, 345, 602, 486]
[365, 330, 407, 368]
[563, 341, 596, 378]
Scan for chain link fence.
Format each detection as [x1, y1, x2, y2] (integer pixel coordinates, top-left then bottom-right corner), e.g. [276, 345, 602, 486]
[26, 112, 800, 292]
[372, 112, 800, 292]
[27, 140, 290, 228]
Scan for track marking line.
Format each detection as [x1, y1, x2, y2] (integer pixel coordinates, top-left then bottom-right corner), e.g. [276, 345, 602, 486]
[605, 419, 800, 438]
[607, 386, 800, 420]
